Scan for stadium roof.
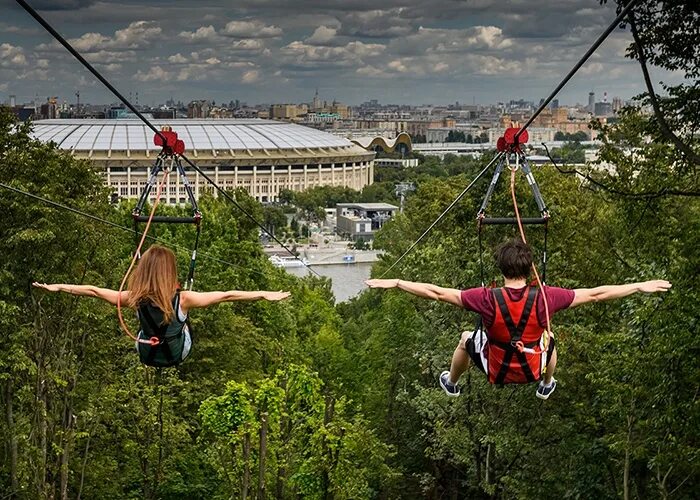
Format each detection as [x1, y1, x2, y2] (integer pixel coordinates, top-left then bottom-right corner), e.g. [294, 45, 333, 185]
[30, 119, 361, 157]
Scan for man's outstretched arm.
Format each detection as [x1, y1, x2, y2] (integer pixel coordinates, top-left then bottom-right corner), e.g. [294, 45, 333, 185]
[365, 279, 463, 307]
[570, 280, 671, 308]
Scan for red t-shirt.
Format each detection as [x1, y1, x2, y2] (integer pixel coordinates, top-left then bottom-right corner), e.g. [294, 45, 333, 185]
[460, 286, 574, 328]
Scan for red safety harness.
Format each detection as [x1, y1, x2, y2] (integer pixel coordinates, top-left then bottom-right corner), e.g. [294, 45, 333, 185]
[486, 287, 547, 385]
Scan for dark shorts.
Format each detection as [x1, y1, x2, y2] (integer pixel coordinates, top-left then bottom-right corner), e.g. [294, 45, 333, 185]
[464, 331, 556, 376]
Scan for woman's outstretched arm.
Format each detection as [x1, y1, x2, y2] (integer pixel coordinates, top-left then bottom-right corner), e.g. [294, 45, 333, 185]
[181, 290, 291, 310]
[32, 282, 127, 306]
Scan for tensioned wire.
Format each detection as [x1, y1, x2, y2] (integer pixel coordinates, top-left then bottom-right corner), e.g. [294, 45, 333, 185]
[0, 181, 272, 279]
[378, 0, 644, 278]
[14, 0, 320, 277]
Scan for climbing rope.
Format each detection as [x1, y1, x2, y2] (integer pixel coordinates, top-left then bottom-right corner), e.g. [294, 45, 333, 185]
[117, 162, 171, 345]
[14, 0, 320, 277]
[508, 155, 552, 358]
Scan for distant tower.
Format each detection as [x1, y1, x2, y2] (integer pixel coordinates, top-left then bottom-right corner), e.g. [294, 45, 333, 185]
[75, 91, 80, 116]
[312, 89, 321, 110]
[9, 95, 16, 107]
[588, 92, 595, 113]
[395, 182, 415, 213]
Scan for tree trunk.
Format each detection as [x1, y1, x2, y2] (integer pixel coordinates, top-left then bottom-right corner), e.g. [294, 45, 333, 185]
[258, 413, 268, 500]
[38, 378, 48, 498]
[76, 429, 92, 500]
[5, 381, 18, 496]
[322, 396, 335, 500]
[624, 412, 634, 500]
[153, 378, 165, 497]
[276, 411, 291, 499]
[60, 404, 73, 500]
[485, 443, 492, 486]
[242, 431, 251, 500]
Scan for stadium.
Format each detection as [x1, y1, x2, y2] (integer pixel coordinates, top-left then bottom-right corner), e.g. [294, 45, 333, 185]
[30, 119, 376, 204]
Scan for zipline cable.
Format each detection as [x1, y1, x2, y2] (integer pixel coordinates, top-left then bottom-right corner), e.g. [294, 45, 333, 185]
[514, 0, 644, 142]
[14, 0, 320, 277]
[0, 181, 270, 277]
[379, 0, 643, 279]
[379, 152, 504, 278]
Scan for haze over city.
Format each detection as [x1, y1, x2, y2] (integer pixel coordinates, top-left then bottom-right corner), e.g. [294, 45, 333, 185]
[1, 0, 687, 107]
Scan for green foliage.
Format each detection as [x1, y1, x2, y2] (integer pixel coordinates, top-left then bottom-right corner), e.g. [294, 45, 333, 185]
[446, 130, 466, 142]
[553, 130, 588, 142]
[550, 141, 586, 163]
[1, 6, 698, 493]
[0, 109, 393, 499]
[198, 366, 396, 499]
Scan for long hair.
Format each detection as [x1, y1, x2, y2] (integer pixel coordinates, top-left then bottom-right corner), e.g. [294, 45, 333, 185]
[126, 245, 179, 323]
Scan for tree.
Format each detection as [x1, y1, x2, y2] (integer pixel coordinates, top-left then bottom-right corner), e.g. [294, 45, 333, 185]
[278, 188, 296, 205]
[554, 130, 588, 141]
[446, 130, 466, 142]
[263, 205, 288, 236]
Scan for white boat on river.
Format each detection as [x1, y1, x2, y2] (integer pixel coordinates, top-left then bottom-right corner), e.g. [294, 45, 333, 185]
[269, 255, 311, 268]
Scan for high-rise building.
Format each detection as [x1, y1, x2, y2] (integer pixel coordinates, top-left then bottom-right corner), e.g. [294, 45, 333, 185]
[270, 104, 299, 120]
[551, 98, 559, 109]
[588, 92, 595, 113]
[594, 101, 613, 117]
[9, 95, 16, 107]
[312, 89, 322, 111]
[612, 96, 623, 112]
[187, 100, 209, 118]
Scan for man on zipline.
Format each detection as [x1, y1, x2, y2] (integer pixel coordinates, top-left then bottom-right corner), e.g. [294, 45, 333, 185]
[366, 239, 671, 399]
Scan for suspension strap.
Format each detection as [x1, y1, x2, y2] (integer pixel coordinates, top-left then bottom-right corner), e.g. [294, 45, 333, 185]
[117, 159, 171, 344]
[477, 155, 507, 219]
[509, 162, 552, 360]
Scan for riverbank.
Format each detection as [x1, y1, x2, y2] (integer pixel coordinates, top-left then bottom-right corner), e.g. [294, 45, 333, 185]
[264, 243, 382, 266]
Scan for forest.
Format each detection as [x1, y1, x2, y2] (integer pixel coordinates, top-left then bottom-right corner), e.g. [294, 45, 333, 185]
[1, 1, 699, 498]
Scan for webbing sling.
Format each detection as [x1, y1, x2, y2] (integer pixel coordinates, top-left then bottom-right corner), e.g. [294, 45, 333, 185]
[492, 287, 538, 384]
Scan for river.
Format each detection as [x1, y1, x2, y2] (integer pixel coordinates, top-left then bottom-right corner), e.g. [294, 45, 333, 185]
[285, 262, 374, 302]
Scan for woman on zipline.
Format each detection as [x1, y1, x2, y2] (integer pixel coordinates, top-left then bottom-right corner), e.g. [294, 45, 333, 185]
[33, 245, 291, 367]
[366, 239, 671, 399]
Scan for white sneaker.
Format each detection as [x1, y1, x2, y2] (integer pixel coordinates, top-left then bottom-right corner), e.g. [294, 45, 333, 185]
[536, 378, 557, 400]
[439, 371, 461, 397]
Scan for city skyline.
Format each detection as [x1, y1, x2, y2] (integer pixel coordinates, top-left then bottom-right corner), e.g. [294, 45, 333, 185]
[2, 0, 687, 106]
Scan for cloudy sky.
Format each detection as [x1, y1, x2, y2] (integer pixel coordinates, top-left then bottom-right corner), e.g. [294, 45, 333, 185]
[1, 0, 683, 106]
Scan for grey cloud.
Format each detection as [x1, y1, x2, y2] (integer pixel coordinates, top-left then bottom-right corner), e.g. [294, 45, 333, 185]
[338, 9, 414, 38]
[2, 0, 665, 105]
[36, 21, 162, 52]
[0, 43, 28, 68]
[32, 0, 97, 10]
[305, 26, 340, 46]
[221, 20, 282, 38]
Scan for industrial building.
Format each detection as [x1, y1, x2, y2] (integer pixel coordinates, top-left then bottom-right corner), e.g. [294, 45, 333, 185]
[336, 202, 398, 241]
[30, 119, 375, 203]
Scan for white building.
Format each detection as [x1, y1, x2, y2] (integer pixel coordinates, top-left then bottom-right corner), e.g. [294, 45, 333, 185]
[31, 119, 375, 203]
[336, 203, 398, 241]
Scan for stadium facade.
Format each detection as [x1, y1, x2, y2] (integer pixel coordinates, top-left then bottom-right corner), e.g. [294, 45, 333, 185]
[30, 119, 375, 204]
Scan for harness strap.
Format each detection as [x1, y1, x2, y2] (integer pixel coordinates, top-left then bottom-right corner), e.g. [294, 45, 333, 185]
[138, 303, 175, 365]
[492, 287, 538, 384]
